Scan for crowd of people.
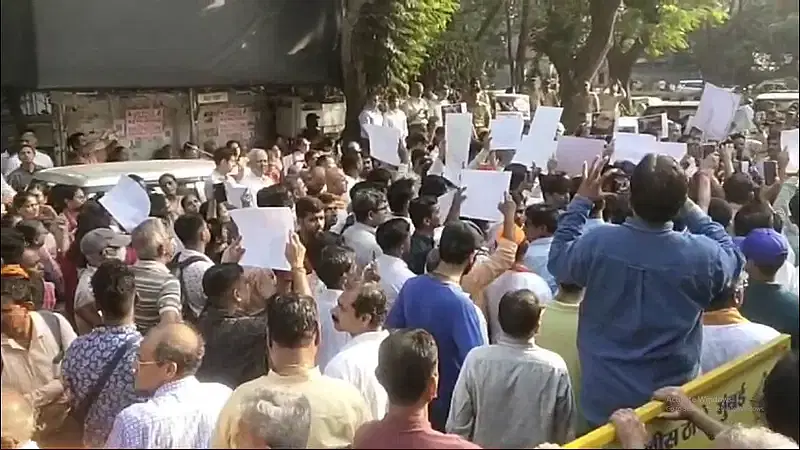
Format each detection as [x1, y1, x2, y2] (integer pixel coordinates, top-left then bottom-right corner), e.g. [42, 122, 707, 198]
[0, 79, 799, 450]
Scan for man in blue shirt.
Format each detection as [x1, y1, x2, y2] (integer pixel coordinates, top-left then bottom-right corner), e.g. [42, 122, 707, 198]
[386, 221, 488, 432]
[548, 156, 743, 428]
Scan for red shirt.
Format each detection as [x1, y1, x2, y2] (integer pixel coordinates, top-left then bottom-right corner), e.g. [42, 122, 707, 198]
[353, 410, 481, 449]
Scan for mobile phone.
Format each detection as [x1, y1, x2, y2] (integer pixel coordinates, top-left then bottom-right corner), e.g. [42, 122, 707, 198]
[763, 161, 777, 185]
[213, 183, 228, 203]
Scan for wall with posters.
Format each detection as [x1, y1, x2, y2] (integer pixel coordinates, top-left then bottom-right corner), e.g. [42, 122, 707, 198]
[196, 91, 269, 150]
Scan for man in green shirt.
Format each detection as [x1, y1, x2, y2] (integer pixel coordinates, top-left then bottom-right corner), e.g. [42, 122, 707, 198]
[739, 228, 799, 349]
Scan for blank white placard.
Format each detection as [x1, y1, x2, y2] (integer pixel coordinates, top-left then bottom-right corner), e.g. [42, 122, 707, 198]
[437, 189, 457, 224]
[458, 170, 511, 222]
[225, 181, 249, 209]
[692, 83, 742, 141]
[554, 137, 607, 175]
[490, 114, 524, 150]
[99, 175, 151, 233]
[512, 106, 563, 166]
[654, 142, 688, 162]
[615, 116, 639, 134]
[781, 128, 799, 173]
[445, 112, 473, 172]
[365, 124, 402, 166]
[614, 132, 658, 164]
[230, 207, 295, 271]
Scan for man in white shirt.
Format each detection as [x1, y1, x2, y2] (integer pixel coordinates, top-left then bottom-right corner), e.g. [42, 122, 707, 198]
[342, 188, 391, 268]
[375, 218, 416, 308]
[173, 214, 215, 321]
[701, 277, 780, 374]
[325, 282, 390, 420]
[402, 82, 430, 132]
[239, 148, 275, 200]
[314, 245, 356, 370]
[2, 131, 53, 176]
[446, 289, 576, 448]
[383, 93, 409, 141]
[203, 146, 239, 203]
[358, 93, 384, 140]
[485, 241, 554, 343]
[106, 323, 232, 448]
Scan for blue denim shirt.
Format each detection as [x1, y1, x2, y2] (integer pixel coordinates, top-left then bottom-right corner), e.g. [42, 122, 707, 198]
[548, 196, 744, 426]
[523, 237, 558, 294]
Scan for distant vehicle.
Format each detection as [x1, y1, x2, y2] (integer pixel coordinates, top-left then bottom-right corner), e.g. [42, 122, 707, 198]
[643, 100, 701, 123]
[755, 80, 791, 93]
[492, 93, 532, 121]
[32, 159, 214, 198]
[676, 79, 705, 93]
[754, 91, 799, 113]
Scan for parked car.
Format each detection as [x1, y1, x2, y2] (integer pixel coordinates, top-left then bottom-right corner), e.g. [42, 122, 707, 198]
[32, 159, 214, 198]
[676, 79, 705, 93]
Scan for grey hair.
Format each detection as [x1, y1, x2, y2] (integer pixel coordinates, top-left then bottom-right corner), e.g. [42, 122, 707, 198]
[714, 425, 798, 449]
[237, 388, 312, 449]
[1, 390, 37, 447]
[152, 324, 205, 377]
[131, 217, 172, 260]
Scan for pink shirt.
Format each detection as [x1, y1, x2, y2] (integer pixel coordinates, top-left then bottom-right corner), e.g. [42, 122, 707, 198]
[353, 411, 481, 449]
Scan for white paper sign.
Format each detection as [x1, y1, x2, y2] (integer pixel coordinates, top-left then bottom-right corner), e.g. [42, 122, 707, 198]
[99, 176, 151, 233]
[512, 106, 563, 167]
[781, 128, 799, 173]
[458, 170, 511, 222]
[554, 137, 607, 175]
[437, 189, 457, 225]
[365, 124, 402, 166]
[230, 207, 295, 271]
[614, 132, 658, 164]
[615, 117, 639, 134]
[654, 142, 688, 162]
[692, 82, 742, 141]
[224, 181, 250, 209]
[445, 112, 473, 173]
[490, 114, 524, 150]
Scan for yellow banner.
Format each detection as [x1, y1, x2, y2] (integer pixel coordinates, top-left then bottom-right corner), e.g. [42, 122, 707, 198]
[564, 335, 792, 449]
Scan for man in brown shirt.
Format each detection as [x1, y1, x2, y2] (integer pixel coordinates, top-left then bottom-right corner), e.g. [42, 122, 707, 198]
[352, 329, 481, 449]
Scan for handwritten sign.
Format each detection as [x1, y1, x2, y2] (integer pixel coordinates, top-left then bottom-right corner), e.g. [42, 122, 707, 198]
[563, 335, 792, 449]
[125, 108, 163, 139]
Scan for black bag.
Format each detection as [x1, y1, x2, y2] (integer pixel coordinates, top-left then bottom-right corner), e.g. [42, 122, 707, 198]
[58, 336, 138, 446]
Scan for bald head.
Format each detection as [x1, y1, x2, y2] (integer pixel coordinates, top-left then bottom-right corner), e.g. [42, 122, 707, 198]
[305, 167, 328, 195]
[145, 323, 205, 377]
[326, 167, 347, 195]
[1, 390, 36, 448]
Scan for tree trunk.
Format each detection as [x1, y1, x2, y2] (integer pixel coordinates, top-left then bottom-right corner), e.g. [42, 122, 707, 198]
[558, 81, 582, 134]
[513, 0, 532, 91]
[504, 0, 516, 90]
[341, 0, 373, 143]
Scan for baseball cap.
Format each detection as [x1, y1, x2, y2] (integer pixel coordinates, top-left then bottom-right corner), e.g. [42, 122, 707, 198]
[738, 228, 789, 267]
[80, 228, 131, 258]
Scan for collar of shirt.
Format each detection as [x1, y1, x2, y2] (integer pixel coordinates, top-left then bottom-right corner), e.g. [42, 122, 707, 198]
[377, 254, 410, 271]
[265, 366, 322, 382]
[94, 323, 139, 335]
[339, 329, 389, 353]
[179, 248, 214, 263]
[624, 216, 674, 233]
[154, 376, 200, 398]
[134, 259, 171, 274]
[382, 409, 432, 432]
[530, 236, 554, 247]
[702, 308, 750, 326]
[1, 311, 51, 350]
[350, 221, 377, 235]
[496, 334, 537, 350]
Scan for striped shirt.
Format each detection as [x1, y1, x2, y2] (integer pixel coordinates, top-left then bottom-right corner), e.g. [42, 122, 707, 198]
[131, 260, 181, 335]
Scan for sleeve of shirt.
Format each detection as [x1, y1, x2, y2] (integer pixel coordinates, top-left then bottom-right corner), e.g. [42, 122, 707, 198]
[461, 238, 517, 308]
[683, 203, 745, 300]
[445, 356, 476, 440]
[552, 370, 577, 445]
[547, 196, 595, 286]
[158, 278, 182, 317]
[453, 300, 487, 362]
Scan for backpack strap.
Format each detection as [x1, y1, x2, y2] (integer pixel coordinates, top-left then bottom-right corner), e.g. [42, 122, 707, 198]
[39, 311, 64, 364]
[175, 255, 208, 323]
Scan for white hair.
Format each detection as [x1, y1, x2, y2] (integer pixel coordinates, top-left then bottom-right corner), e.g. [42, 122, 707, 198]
[714, 425, 799, 449]
[131, 217, 172, 260]
[1, 390, 37, 448]
[236, 388, 311, 449]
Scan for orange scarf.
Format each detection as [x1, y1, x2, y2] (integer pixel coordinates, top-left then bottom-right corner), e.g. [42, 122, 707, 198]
[702, 308, 749, 326]
[0, 265, 29, 279]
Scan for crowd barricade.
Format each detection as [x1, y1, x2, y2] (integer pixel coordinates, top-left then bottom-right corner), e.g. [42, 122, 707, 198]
[563, 335, 792, 449]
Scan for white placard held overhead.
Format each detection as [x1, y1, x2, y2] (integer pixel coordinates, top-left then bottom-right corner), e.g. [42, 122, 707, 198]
[224, 181, 250, 209]
[781, 128, 799, 173]
[615, 117, 639, 134]
[692, 82, 742, 141]
[654, 142, 689, 162]
[365, 124, 402, 166]
[554, 136, 607, 175]
[444, 112, 473, 172]
[99, 175, 151, 233]
[437, 189, 457, 225]
[512, 106, 563, 167]
[614, 132, 658, 164]
[489, 114, 525, 150]
[230, 207, 295, 271]
[458, 170, 512, 222]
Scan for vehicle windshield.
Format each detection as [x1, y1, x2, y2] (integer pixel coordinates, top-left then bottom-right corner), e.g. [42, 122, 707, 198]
[679, 81, 704, 90]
